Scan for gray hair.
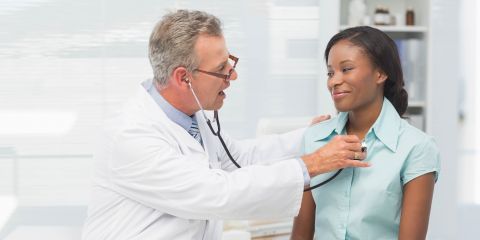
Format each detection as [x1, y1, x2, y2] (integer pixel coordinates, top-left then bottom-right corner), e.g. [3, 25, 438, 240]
[149, 10, 223, 87]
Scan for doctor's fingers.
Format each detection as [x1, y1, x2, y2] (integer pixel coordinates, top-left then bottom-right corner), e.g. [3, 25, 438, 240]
[348, 150, 367, 161]
[335, 149, 365, 161]
[333, 134, 361, 143]
[319, 156, 369, 173]
[328, 138, 362, 152]
[343, 142, 363, 152]
[340, 159, 370, 168]
[310, 114, 331, 125]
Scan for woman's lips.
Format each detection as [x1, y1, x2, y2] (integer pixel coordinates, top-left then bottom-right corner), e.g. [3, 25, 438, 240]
[332, 91, 350, 100]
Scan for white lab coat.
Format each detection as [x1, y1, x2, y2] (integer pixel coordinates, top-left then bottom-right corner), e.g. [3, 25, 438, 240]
[82, 83, 305, 240]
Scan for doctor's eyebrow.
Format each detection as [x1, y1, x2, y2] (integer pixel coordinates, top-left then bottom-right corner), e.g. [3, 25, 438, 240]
[215, 62, 227, 71]
[214, 54, 231, 71]
[215, 60, 228, 71]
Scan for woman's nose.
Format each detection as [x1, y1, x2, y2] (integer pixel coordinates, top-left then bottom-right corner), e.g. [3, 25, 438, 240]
[328, 72, 343, 88]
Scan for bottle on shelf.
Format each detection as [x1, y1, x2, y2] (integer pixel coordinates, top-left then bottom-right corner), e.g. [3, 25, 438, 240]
[348, 0, 367, 26]
[374, 6, 391, 25]
[406, 7, 415, 25]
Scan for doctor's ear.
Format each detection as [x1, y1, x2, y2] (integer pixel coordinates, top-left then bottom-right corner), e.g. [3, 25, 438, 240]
[171, 67, 190, 86]
[181, 76, 193, 89]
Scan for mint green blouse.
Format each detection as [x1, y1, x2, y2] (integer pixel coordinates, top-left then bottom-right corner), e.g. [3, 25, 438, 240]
[304, 98, 440, 240]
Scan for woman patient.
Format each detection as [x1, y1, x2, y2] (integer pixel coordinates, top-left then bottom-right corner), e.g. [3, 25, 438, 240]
[291, 26, 440, 240]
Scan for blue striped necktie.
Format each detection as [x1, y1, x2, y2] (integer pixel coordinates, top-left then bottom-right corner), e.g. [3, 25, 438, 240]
[188, 121, 203, 144]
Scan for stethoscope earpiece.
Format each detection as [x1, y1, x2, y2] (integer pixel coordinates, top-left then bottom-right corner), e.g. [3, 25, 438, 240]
[184, 78, 192, 87]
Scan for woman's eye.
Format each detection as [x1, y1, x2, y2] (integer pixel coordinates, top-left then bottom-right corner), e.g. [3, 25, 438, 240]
[327, 72, 334, 78]
[342, 67, 353, 72]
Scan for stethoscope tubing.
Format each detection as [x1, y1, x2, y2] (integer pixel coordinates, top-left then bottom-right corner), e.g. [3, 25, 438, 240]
[206, 111, 242, 168]
[188, 80, 339, 191]
[209, 110, 342, 192]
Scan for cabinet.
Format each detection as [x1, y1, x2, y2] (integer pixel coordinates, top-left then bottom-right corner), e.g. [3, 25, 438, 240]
[310, 0, 431, 131]
[319, 0, 431, 131]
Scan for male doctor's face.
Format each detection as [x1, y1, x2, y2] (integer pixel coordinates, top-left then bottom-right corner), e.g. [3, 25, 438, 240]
[189, 35, 237, 111]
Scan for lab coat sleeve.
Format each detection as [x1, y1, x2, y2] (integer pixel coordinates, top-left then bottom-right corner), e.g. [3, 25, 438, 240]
[107, 127, 305, 220]
[218, 128, 306, 171]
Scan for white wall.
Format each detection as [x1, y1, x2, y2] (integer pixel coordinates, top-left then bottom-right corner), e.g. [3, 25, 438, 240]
[427, 0, 460, 238]
[0, 0, 478, 239]
[457, 0, 480, 238]
[0, 0, 324, 238]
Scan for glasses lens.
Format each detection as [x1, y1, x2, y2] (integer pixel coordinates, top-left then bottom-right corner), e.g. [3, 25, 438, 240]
[226, 57, 237, 80]
[228, 57, 236, 69]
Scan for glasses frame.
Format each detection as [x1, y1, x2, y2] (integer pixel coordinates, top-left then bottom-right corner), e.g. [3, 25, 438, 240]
[194, 55, 238, 81]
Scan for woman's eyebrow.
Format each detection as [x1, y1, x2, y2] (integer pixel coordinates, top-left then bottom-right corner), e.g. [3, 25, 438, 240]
[339, 59, 354, 64]
[327, 59, 354, 67]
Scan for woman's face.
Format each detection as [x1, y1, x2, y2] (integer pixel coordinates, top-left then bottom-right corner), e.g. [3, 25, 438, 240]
[326, 39, 386, 112]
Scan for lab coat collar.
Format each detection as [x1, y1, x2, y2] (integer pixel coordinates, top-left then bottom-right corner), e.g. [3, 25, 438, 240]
[142, 79, 194, 131]
[135, 83, 206, 154]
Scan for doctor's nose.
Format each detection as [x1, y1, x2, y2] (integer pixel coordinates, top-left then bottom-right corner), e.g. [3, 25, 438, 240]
[228, 68, 238, 81]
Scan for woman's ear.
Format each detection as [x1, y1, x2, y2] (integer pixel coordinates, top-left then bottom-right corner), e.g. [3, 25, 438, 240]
[376, 70, 388, 84]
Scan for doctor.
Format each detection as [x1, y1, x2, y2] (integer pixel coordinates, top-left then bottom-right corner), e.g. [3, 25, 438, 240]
[82, 10, 368, 240]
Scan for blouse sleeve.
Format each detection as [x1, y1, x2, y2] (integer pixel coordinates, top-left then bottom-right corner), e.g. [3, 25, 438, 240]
[401, 136, 441, 185]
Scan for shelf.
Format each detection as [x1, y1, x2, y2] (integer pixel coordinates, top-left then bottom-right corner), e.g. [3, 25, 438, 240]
[408, 101, 426, 108]
[339, 25, 428, 33]
[327, 0, 430, 131]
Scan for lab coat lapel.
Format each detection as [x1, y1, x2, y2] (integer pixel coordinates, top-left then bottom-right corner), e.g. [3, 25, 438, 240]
[168, 119, 206, 154]
[136, 85, 206, 154]
[195, 111, 219, 167]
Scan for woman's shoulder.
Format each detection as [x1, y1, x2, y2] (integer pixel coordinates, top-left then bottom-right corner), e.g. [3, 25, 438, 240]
[304, 116, 340, 142]
[398, 119, 441, 183]
[398, 119, 438, 151]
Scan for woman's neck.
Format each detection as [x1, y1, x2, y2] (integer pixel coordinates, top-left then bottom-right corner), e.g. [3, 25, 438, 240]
[346, 97, 384, 140]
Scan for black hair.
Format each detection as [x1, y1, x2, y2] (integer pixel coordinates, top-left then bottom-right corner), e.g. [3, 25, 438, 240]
[324, 26, 408, 116]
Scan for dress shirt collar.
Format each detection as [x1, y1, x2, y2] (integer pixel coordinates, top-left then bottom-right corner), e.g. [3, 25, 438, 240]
[142, 79, 195, 131]
[314, 97, 401, 152]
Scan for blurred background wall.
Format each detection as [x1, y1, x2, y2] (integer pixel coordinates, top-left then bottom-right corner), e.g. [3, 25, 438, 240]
[0, 0, 478, 239]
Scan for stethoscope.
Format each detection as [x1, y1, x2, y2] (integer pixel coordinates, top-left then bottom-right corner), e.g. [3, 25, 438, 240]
[186, 78, 366, 191]
[304, 138, 367, 192]
[186, 79, 241, 168]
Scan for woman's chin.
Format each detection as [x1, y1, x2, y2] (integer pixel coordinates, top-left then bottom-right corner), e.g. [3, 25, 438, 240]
[334, 104, 351, 113]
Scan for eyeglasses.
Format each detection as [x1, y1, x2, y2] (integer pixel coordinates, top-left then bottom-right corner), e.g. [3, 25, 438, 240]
[194, 55, 238, 81]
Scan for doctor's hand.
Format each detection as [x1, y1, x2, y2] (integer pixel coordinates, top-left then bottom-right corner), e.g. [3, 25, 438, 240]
[310, 114, 331, 125]
[301, 135, 369, 178]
